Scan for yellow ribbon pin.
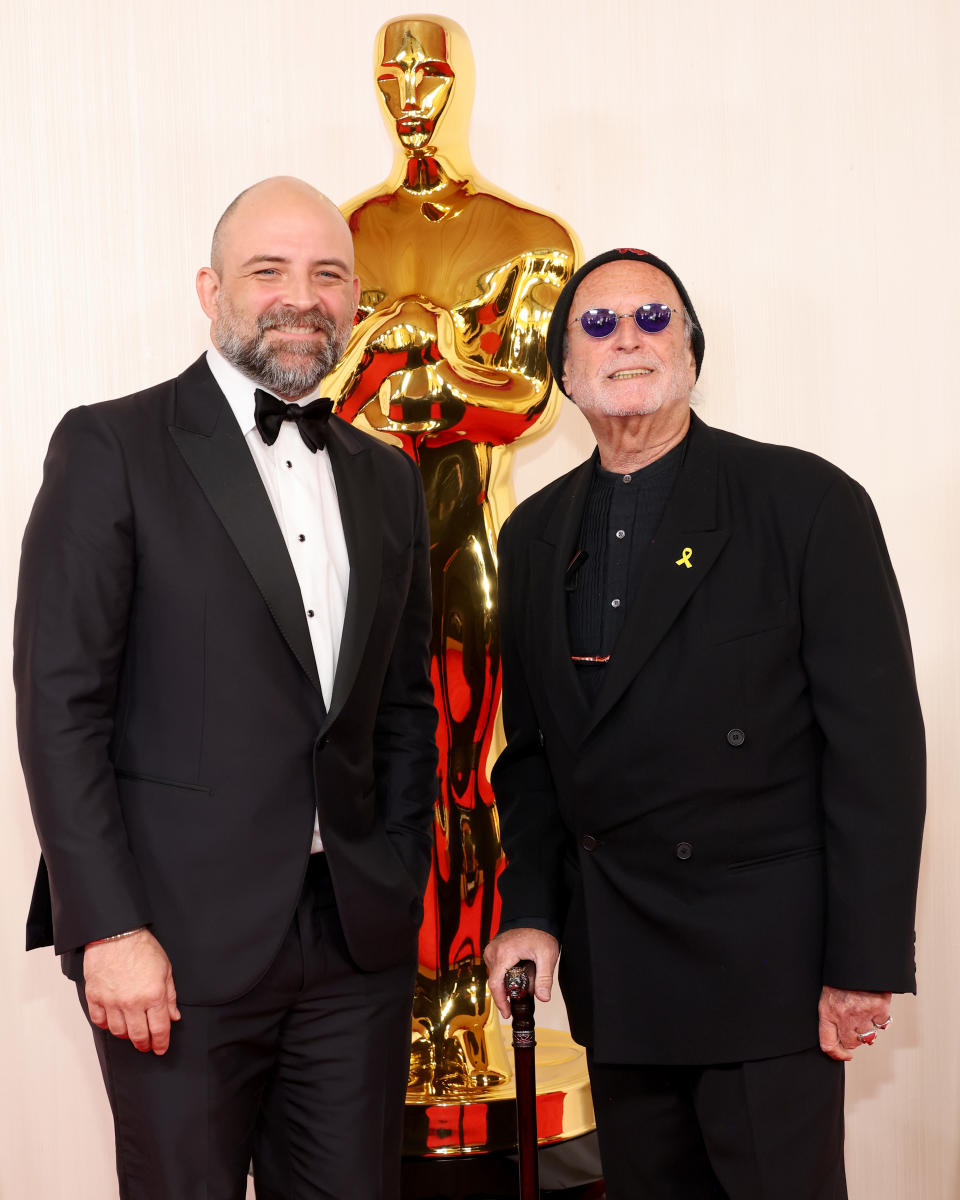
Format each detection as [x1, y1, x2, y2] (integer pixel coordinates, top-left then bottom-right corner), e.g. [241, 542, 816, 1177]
[675, 547, 693, 569]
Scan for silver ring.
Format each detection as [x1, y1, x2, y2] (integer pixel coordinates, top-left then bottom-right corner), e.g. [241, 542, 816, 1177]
[872, 1016, 892, 1031]
[856, 1030, 878, 1046]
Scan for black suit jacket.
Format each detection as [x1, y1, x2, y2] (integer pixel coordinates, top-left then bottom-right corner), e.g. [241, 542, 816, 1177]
[492, 412, 925, 1066]
[16, 356, 438, 1004]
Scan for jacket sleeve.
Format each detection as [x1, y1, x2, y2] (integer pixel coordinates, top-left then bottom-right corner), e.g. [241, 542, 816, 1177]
[14, 406, 151, 953]
[373, 453, 439, 895]
[799, 473, 925, 993]
[491, 513, 569, 940]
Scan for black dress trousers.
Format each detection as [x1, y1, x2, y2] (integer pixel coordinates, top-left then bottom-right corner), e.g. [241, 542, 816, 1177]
[80, 855, 416, 1200]
[588, 1046, 847, 1200]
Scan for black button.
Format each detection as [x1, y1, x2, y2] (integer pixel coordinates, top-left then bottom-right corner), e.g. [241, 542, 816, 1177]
[726, 728, 746, 747]
[676, 842, 693, 860]
[307, 609, 315, 618]
[286, 460, 293, 468]
[298, 534, 306, 542]
[315, 735, 329, 751]
[581, 834, 598, 851]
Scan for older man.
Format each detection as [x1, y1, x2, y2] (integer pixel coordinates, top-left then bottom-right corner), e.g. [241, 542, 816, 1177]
[484, 248, 925, 1198]
[15, 177, 437, 1199]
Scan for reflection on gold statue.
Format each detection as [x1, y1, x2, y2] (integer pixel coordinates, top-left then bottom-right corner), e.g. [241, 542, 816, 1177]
[323, 12, 580, 1109]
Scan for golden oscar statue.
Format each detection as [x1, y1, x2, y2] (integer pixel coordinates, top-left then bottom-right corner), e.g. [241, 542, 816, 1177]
[323, 13, 591, 1152]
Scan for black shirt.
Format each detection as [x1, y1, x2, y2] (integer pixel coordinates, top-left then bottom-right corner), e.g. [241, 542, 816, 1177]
[567, 439, 685, 702]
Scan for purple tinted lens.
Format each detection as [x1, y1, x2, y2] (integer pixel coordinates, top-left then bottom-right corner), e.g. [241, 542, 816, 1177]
[635, 304, 672, 332]
[579, 309, 619, 338]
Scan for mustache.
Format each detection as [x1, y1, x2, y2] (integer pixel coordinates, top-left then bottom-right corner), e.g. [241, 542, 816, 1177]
[257, 306, 337, 335]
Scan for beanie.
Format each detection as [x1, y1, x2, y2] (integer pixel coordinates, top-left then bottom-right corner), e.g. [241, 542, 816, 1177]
[546, 248, 705, 395]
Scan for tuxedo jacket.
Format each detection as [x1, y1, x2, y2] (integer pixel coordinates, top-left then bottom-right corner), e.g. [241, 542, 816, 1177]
[16, 356, 438, 1005]
[492, 412, 925, 1066]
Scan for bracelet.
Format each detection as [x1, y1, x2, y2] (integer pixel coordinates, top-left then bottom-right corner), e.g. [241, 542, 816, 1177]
[85, 926, 146, 947]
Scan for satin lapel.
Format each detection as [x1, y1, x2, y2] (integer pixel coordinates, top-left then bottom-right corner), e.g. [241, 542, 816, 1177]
[323, 417, 380, 728]
[584, 415, 730, 738]
[167, 357, 323, 696]
[533, 458, 596, 745]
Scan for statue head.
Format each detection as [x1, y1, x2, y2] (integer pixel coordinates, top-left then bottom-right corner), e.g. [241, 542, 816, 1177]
[375, 14, 475, 157]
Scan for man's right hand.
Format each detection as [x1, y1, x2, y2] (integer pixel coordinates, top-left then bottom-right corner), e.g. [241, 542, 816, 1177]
[83, 929, 181, 1055]
[484, 927, 559, 1020]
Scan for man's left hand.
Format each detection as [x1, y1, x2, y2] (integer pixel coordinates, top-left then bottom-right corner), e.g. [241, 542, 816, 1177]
[818, 986, 894, 1061]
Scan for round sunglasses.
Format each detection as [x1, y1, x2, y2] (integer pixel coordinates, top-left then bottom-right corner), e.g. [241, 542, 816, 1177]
[572, 304, 678, 339]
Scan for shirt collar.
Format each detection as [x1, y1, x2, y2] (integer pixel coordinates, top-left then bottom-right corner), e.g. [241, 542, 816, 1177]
[205, 342, 324, 438]
[593, 435, 688, 486]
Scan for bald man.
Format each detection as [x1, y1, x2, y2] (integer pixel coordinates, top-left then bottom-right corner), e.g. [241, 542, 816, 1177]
[15, 177, 438, 1199]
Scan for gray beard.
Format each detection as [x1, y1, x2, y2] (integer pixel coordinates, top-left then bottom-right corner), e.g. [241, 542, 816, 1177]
[215, 305, 350, 397]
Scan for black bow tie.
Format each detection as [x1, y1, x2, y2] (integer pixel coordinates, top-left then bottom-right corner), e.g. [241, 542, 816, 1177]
[254, 389, 333, 454]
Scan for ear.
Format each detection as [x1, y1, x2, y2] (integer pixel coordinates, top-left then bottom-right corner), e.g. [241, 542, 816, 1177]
[196, 268, 221, 320]
[352, 274, 361, 313]
[686, 343, 697, 388]
[561, 349, 573, 399]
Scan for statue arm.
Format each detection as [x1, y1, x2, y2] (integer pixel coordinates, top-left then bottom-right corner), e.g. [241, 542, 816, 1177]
[328, 251, 572, 445]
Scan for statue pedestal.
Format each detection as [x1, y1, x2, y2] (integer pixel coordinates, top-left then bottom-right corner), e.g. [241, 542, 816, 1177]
[401, 1151, 604, 1200]
[403, 1027, 595, 1155]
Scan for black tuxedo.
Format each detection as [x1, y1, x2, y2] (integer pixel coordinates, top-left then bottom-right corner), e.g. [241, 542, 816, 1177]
[493, 412, 925, 1065]
[15, 356, 438, 1197]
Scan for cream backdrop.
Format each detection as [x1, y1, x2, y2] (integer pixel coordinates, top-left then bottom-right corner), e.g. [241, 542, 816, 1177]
[1, 0, 956, 1196]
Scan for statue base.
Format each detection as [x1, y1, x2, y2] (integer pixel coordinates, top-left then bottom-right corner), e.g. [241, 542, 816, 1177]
[403, 1027, 595, 1155]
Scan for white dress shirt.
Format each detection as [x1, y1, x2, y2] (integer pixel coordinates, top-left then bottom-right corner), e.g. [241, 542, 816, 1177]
[206, 344, 349, 852]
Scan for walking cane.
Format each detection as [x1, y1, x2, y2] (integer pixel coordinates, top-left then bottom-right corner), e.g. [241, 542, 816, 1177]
[505, 960, 540, 1200]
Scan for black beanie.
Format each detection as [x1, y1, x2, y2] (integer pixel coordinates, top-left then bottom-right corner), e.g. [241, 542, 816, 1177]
[546, 248, 705, 395]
